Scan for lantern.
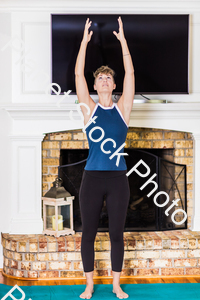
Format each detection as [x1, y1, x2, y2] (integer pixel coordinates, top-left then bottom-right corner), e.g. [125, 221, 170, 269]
[42, 178, 75, 237]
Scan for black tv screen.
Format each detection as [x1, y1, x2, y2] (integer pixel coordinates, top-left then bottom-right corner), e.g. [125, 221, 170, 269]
[51, 14, 189, 95]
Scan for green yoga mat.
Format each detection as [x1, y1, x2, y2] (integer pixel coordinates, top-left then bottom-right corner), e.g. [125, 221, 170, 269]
[1, 283, 200, 299]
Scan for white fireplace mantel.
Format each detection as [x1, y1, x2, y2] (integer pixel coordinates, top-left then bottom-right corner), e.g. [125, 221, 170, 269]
[2, 102, 200, 133]
[0, 101, 200, 243]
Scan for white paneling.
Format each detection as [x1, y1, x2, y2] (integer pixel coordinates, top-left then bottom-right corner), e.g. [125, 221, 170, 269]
[10, 136, 43, 234]
[0, 13, 12, 103]
[22, 22, 50, 93]
[0, 109, 12, 231]
[0, 109, 12, 269]
[11, 12, 51, 102]
[18, 146, 36, 213]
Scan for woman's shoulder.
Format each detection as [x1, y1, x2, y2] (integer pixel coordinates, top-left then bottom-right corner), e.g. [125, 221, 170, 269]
[115, 102, 129, 127]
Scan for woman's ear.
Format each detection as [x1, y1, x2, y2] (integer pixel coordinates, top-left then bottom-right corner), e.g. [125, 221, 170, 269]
[113, 84, 116, 90]
[94, 84, 97, 90]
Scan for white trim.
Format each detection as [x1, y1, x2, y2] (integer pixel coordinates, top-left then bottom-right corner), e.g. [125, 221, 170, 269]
[1, 1, 200, 12]
[10, 218, 43, 234]
[114, 103, 129, 128]
[98, 102, 115, 110]
[2, 102, 200, 120]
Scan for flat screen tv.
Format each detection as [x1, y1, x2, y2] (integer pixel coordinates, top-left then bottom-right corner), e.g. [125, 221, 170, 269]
[51, 14, 189, 95]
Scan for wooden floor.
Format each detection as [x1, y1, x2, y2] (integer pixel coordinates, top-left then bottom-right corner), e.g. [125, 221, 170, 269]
[1, 271, 200, 286]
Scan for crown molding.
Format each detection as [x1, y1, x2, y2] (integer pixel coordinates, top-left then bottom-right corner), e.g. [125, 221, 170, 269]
[0, 0, 200, 12]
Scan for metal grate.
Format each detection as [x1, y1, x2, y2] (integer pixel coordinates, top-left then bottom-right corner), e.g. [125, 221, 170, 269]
[59, 149, 187, 232]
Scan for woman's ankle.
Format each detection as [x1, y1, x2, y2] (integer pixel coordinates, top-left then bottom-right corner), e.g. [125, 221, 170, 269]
[112, 270, 121, 287]
[85, 270, 94, 286]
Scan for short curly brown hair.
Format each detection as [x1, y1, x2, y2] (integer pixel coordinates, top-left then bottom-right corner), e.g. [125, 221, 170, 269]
[93, 65, 115, 84]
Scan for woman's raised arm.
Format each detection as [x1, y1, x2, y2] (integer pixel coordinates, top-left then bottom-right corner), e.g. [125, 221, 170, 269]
[113, 16, 135, 125]
[75, 18, 96, 123]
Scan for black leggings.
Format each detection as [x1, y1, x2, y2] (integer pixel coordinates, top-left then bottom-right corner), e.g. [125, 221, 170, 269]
[79, 170, 130, 272]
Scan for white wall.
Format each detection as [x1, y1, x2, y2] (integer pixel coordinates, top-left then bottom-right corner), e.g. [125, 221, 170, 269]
[0, 13, 12, 103]
[0, 109, 12, 269]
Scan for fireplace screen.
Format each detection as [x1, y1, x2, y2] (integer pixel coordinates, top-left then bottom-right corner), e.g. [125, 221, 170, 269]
[59, 149, 187, 231]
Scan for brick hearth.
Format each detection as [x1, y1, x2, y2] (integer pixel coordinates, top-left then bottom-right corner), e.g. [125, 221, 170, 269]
[2, 230, 200, 278]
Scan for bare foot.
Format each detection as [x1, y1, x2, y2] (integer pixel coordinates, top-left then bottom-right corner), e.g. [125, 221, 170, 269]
[79, 284, 94, 299]
[113, 286, 129, 299]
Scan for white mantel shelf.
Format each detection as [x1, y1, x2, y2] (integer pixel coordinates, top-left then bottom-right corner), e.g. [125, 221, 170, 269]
[2, 103, 200, 135]
[2, 102, 200, 118]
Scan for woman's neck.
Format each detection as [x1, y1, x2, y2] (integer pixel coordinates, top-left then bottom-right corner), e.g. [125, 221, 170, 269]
[98, 93, 113, 107]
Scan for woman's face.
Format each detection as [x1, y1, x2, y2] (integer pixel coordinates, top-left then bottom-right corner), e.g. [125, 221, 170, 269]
[94, 73, 116, 93]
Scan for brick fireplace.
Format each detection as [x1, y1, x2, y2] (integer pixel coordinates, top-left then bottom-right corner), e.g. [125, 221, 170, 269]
[42, 127, 193, 229]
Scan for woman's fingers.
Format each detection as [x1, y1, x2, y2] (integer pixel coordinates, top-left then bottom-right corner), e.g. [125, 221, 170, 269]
[113, 30, 120, 41]
[84, 19, 91, 33]
[83, 18, 93, 42]
[87, 21, 92, 28]
[118, 16, 123, 26]
[85, 18, 92, 28]
[89, 31, 93, 40]
[118, 16, 124, 34]
[117, 16, 125, 41]
[85, 17, 125, 42]
[113, 17, 124, 41]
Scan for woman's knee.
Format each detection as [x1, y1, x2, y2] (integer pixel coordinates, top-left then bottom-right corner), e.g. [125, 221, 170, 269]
[82, 229, 97, 243]
[109, 229, 123, 243]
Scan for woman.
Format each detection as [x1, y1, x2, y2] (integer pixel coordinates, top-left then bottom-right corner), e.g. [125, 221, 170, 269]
[75, 17, 135, 299]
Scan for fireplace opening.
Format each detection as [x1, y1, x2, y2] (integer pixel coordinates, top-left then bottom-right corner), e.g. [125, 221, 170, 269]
[59, 148, 187, 232]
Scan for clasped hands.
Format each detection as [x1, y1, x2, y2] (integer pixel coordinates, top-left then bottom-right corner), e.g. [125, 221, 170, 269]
[82, 16, 126, 43]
